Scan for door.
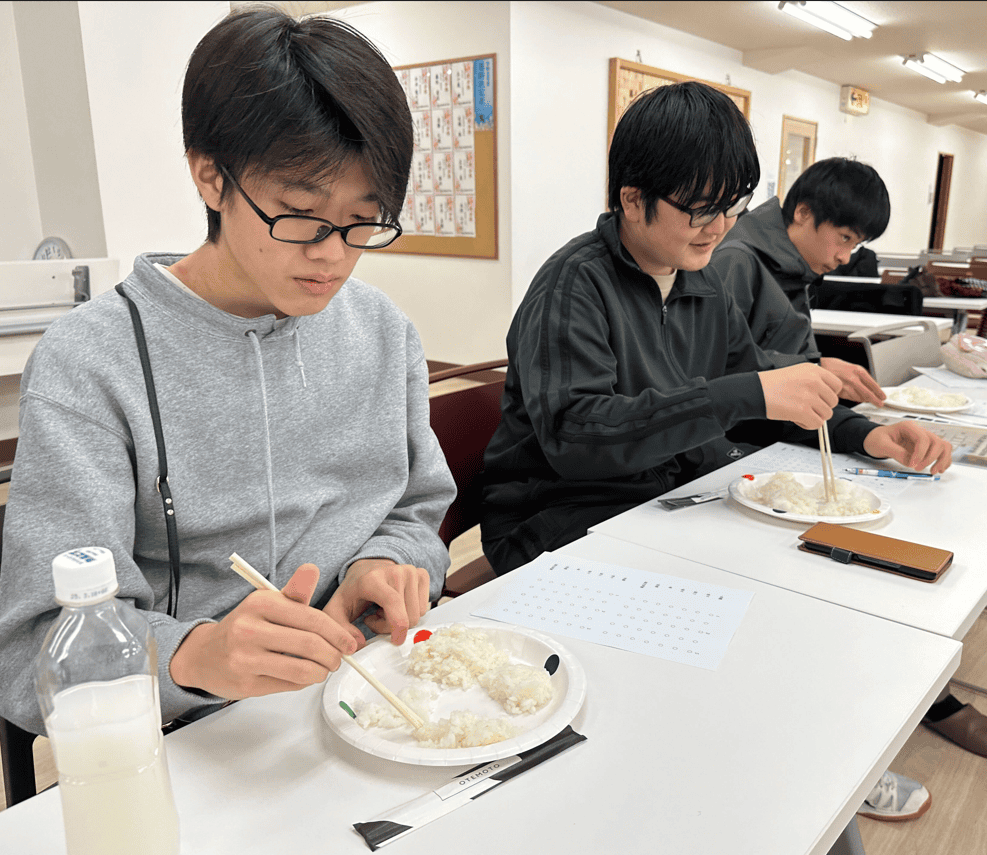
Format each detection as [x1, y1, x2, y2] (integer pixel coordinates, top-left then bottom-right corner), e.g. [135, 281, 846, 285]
[929, 153, 953, 251]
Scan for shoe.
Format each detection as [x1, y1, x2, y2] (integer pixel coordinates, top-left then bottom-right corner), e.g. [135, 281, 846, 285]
[923, 703, 987, 758]
[856, 771, 931, 822]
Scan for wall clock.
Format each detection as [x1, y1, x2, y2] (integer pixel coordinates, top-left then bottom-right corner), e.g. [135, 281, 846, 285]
[33, 237, 73, 260]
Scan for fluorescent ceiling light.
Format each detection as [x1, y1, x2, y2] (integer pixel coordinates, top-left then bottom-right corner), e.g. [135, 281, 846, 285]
[778, 1, 876, 40]
[903, 57, 946, 83]
[920, 53, 965, 83]
[974, 91, 987, 106]
[903, 54, 964, 84]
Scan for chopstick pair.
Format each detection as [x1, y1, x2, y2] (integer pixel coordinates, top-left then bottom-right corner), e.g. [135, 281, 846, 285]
[228, 552, 425, 730]
[817, 423, 838, 502]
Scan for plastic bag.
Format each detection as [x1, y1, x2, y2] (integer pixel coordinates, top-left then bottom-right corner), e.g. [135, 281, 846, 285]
[942, 333, 987, 379]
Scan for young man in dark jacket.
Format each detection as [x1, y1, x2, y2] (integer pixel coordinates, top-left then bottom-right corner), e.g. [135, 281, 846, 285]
[480, 84, 950, 579]
[709, 158, 888, 405]
[480, 83, 951, 836]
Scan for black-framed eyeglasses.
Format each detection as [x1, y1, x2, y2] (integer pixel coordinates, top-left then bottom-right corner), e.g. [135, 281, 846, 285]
[660, 192, 753, 228]
[219, 166, 402, 249]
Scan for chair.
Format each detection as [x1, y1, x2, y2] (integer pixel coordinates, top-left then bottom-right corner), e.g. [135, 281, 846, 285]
[847, 319, 944, 387]
[0, 719, 37, 808]
[428, 360, 507, 598]
[0, 499, 41, 809]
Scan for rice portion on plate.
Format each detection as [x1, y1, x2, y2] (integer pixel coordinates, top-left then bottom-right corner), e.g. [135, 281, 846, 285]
[413, 711, 521, 749]
[887, 387, 968, 409]
[749, 471, 873, 516]
[355, 625, 556, 748]
[479, 664, 555, 715]
[407, 623, 512, 688]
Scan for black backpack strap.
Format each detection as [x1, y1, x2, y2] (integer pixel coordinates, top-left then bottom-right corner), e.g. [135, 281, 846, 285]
[115, 283, 181, 617]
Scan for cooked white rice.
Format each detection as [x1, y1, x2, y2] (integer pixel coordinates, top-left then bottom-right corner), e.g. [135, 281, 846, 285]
[354, 625, 556, 748]
[406, 623, 511, 688]
[749, 471, 874, 516]
[413, 711, 521, 749]
[479, 664, 555, 715]
[355, 684, 437, 730]
[887, 387, 968, 409]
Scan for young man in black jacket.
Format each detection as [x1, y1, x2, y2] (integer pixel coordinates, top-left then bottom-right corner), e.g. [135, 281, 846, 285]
[480, 83, 953, 837]
[480, 82, 950, 579]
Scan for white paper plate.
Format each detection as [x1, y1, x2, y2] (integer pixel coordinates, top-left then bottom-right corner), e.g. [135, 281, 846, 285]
[881, 387, 973, 414]
[321, 619, 586, 766]
[728, 471, 890, 525]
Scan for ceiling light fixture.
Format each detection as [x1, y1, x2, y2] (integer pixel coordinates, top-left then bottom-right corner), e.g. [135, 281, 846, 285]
[974, 91, 987, 106]
[902, 54, 965, 84]
[903, 56, 946, 84]
[778, 1, 876, 41]
[920, 53, 965, 83]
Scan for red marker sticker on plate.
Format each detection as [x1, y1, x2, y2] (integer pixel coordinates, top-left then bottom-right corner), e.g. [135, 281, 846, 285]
[742, 474, 755, 480]
[413, 629, 432, 644]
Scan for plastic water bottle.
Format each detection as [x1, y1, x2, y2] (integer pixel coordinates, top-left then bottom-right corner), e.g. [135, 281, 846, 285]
[35, 547, 180, 855]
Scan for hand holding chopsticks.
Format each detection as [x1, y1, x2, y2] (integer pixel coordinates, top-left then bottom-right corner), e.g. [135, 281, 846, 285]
[817, 422, 837, 502]
[228, 553, 425, 730]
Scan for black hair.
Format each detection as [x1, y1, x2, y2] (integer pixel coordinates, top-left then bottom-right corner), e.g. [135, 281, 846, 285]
[607, 81, 760, 222]
[182, 5, 413, 242]
[781, 157, 890, 241]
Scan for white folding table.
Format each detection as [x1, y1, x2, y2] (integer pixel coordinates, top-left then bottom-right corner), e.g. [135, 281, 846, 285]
[591, 447, 987, 641]
[0, 534, 961, 855]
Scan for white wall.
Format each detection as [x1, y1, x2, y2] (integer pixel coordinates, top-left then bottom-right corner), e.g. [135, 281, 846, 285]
[5, 0, 987, 361]
[15, 0, 107, 259]
[0, 1, 43, 261]
[328, 1, 514, 364]
[77, 0, 230, 270]
[509, 1, 987, 308]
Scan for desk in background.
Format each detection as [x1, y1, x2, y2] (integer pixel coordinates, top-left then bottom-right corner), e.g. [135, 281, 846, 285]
[922, 295, 987, 335]
[0, 532, 961, 855]
[811, 309, 952, 342]
[819, 273, 986, 334]
[810, 309, 952, 372]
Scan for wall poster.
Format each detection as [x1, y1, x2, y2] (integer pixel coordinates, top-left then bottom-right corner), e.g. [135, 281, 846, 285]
[382, 54, 498, 259]
[608, 57, 752, 139]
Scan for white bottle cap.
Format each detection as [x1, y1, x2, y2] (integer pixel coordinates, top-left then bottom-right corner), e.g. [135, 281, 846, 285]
[51, 547, 120, 606]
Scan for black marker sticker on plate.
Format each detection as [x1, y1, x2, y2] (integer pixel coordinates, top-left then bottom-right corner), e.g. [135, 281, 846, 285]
[544, 654, 560, 675]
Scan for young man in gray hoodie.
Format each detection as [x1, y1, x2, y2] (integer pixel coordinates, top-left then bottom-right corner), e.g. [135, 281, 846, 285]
[0, 7, 456, 735]
[708, 157, 888, 406]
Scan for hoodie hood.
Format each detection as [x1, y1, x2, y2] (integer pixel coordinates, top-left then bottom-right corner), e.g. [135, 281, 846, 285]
[721, 198, 817, 296]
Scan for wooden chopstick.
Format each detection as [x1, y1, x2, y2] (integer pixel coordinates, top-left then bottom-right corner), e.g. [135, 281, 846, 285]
[817, 423, 837, 502]
[228, 552, 425, 730]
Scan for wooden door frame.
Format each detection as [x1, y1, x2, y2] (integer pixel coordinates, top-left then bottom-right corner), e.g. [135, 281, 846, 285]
[929, 153, 953, 251]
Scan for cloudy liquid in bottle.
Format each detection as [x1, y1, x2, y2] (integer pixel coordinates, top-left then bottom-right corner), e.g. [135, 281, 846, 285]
[46, 675, 179, 855]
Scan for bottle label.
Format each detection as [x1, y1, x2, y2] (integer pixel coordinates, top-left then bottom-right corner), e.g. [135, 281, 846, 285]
[64, 583, 117, 603]
[63, 548, 104, 565]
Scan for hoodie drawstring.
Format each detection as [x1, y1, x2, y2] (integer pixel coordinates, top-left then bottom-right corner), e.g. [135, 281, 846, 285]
[246, 330, 278, 576]
[293, 327, 308, 388]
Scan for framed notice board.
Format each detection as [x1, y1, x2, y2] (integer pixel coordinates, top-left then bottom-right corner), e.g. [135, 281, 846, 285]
[381, 54, 498, 259]
[608, 58, 751, 146]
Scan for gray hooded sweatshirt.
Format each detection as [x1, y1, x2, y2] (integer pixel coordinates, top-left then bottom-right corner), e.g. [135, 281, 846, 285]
[709, 197, 822, 367]
[0, 253, 456, 734]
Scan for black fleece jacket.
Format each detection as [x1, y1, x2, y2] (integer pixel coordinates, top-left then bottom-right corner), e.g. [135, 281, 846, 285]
[480, 212, 876, 573]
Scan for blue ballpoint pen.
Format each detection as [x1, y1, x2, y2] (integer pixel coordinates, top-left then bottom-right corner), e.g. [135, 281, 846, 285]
[844, 468, 940, 481]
